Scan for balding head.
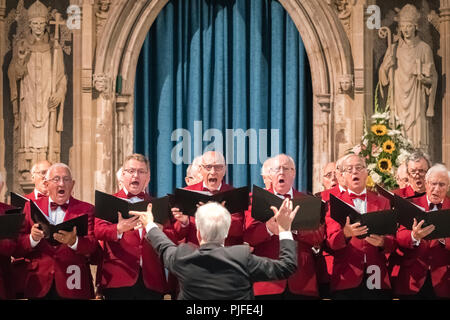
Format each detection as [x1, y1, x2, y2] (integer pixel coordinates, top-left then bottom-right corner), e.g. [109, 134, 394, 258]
[31, 159, 52, 195]
[269, 154, 296, 194]
[200, 151, 227, 191]
[322, 162, 337, 190]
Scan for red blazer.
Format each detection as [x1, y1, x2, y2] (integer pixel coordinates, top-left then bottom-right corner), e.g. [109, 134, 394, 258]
[394, 195, 450, 298]
[10, 193, 36, 297]
[320, 185, 346, 202]
[0, 203, 17, 299]
[94, 189, 168, 293]
[325, 190, 395, 292]
[392, 185, 416, 198]
[244, 188, 325, 297]
[172, 181, 245, 246]
[14, 196, 96, 299]
[315, 186, 346, 285]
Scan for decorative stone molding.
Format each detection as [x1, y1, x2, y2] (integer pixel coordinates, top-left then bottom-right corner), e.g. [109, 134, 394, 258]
[327, 0, 356, 38]
[316, 93, 332, 113]
[95, 0, 112, 39]
[337, 74, 354, 94]
[353, 68, 365, 93]
[93, 73, 111, 99]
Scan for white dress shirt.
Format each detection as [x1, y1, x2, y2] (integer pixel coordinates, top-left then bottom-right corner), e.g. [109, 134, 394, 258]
[347, 188, 367, 214]
[118, 188, 146, 266]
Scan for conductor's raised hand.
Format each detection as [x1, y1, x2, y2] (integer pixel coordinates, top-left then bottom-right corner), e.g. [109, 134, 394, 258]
[270, 198, 300, 233]
[130, 203, 154, 229]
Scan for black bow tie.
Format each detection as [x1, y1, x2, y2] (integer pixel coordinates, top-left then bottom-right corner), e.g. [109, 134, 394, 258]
[429, 203, 442, 211]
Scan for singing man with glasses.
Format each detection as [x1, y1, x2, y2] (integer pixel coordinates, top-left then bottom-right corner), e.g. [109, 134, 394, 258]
[94, 153, 170, 300]
[244, 154, 325, 300]
[325, 154, 394, 300]
[16, 163, 97, 299]
[394, 164, 450, 300]
[393, 150, 431, 198]
[170, 151, 245, 247]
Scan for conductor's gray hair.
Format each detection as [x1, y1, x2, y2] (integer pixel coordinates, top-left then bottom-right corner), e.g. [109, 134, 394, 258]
[195, 202, 231, 243]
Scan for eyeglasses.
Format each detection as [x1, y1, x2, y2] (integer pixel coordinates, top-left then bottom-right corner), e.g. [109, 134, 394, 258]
[342, 165, 365, 173]
[408, 169, 427, 176]
[47, 176, 72, 184]
[270, 166, 294, 174]
[202, 164, 225, 172]
[123, 168, 148, 175]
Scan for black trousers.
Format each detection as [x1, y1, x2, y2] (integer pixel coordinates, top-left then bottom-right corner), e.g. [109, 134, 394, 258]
[331, 270, 393, 300]
[102, 270, 164, 300]
[31, 281, 66, 300]
[397, 271, 440, 300]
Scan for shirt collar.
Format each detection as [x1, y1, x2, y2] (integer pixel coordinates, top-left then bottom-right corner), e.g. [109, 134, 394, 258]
[426, 195, 443, 207]
[274, 187, 293, 198]
[34, 189, 42, 198]
[338, 184, 346, 193]
[202, 181, 222, 193]
[48, 197, 70, 210]
[348, 188, 367, 197]
[123, 187, 146, 197]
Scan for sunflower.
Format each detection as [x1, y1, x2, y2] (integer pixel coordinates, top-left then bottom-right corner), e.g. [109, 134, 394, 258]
[371, 124, 387, 136]
[382, 140, 396, 154]
[377, 158, 392, 173]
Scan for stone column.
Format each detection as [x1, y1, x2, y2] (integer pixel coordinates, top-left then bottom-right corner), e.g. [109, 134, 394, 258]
[441, 0, 450, 166]
[0, 0, 6, 201]
[71, 0, 95, 203]
[351, 0, 374, 145]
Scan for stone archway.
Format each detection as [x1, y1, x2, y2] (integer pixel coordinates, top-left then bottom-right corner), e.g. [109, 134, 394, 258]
[85, 0, 354, 200]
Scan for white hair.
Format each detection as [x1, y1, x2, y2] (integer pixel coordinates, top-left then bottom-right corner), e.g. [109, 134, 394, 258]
[425, 164, 450, 183]
[44, 163, 73, 180]
[260, 157, 273, 176]
[336, 154, 353, 172]
[195, 202, 231, 243]
[272, 154, 296, 171]
[187, 155, 202, 176]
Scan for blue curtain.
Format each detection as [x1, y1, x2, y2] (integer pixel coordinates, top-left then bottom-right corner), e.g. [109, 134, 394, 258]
[134, 0, 312, 197]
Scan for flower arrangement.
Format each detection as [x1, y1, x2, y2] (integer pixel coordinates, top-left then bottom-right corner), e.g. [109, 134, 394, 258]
[349, 105, 414, 190]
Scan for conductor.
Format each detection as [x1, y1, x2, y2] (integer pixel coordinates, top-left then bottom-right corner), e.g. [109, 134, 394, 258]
[131, 198, 299, 300]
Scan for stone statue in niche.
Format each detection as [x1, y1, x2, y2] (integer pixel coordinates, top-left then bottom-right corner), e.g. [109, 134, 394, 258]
[96, 0, 112, 37]
[7, 0, 69, 187]
[378, 4, 437, 154]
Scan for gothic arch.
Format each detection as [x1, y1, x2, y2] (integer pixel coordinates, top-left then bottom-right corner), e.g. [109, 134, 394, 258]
[92, 0, 353, 193]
